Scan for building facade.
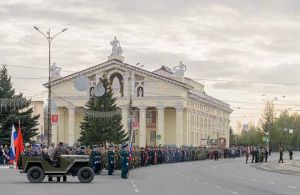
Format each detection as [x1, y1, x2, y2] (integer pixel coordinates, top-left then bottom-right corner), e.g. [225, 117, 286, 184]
[47, 39, 232, 147]
[29, 101, 45, 142]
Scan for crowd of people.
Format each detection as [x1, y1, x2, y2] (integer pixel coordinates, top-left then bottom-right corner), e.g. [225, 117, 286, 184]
[2, 142, 294, 175]
[35, 143, 210, 172]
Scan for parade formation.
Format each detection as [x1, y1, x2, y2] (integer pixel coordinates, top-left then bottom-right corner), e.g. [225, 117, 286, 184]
[2, 139, 281, 183]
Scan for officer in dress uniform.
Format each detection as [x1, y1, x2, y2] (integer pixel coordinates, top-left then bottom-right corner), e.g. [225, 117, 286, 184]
[90, 145, 101, 174]
[120, 143, 130, 179]
[107, 145, 115, 175]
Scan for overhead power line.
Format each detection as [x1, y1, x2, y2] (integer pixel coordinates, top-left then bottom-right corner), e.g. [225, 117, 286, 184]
[3, 63, 300, 86]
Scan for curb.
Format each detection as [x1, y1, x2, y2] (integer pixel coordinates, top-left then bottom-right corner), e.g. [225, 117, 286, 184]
[252, 161, 300, 176]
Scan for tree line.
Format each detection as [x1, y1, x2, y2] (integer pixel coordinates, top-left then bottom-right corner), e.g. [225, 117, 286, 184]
[230, 101, 300, 151]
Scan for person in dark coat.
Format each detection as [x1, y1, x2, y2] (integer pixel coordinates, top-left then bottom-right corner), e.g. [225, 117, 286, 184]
[41, 146, 54, 165]
[53, 142, 69, 182]
[107, 145, 115, 175]
[120, 144, 130, 179]
[90, 145, 101, 174]
[214, 148, 219, 161]
[289, 149, 293, 160]
[264, 148, 269, 162]
[278, 147, 284, 163]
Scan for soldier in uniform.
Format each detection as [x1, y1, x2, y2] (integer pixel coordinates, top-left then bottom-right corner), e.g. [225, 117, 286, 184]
[90, 145, 101, 174]
[53, 142, 69, 182]
[114, 146, 121, 170]
[120, 143, 130, 179]
[107, 145, 115, 175]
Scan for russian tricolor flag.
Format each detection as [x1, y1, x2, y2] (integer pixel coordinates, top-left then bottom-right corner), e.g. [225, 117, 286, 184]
[9, 125, 18, 163]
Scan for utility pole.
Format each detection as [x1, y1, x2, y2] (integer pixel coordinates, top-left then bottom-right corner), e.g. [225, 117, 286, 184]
[34, 26, 67, 144]
[128, 63, 144, 146]
[128, 71, 133, 145]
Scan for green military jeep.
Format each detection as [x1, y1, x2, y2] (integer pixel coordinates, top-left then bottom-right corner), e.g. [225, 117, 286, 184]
[18, 155, 94, 183]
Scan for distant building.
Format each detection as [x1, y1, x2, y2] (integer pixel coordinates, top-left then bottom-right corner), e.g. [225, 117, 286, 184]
[29, 101, 45, 142]
[45, 38, 232, 147]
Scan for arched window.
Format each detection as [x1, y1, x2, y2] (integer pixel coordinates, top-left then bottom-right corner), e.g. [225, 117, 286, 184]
[109, 72, 124, 97]
[137, 86, 144, 97]
[89, 86, 95, 98]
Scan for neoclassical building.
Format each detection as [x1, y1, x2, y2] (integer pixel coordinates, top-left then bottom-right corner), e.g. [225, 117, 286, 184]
[47, 39, 232, 147]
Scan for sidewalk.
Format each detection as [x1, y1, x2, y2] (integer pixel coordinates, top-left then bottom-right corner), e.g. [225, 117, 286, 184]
[0, 165, 15, 169]
[253, 159, 300, 176]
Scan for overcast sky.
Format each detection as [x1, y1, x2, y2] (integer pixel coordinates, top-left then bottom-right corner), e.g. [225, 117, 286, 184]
[1, 0, 300, 130]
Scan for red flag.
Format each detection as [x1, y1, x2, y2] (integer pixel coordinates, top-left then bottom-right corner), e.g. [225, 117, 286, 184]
[15, 123, 24, 168]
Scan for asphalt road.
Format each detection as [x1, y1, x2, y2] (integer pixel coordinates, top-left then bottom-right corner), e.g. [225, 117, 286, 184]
[1, 152, 299, 195]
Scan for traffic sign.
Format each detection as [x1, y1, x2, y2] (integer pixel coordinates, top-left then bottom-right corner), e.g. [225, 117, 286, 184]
[262, 136, 269, 142]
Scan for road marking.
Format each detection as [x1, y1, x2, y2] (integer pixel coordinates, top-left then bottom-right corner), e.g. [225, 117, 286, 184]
[268, 182, 275, 185]
[288, 186, 297, 189]
[134, 189, 139, 193]
[231, 174, 235, 177]
[229, 190, 238, 194]
[194, 179, 198, 182]
[202, 181, 209, 184]
[214, 185, 222, 189]
[133, 184, 136, 187]
[239, 177, 244, 179]
[251, 178, 258, 182]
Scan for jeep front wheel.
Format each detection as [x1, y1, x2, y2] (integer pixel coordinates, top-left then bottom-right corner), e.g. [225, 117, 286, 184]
[77, 167, 94, 183]
[27, 166, 45, 183]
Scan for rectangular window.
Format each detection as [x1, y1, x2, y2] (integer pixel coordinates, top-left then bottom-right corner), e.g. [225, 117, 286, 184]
[146, 111, 153, 124]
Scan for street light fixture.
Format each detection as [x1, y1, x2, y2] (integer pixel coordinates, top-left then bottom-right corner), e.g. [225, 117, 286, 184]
[34, 26, 67, 145]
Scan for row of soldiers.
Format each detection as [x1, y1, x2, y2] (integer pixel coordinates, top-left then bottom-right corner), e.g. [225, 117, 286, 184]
[85, 145, 209, 173]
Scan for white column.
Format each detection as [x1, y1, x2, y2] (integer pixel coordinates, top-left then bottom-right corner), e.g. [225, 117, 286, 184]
[121, 106, 129, 134]
[123, 72, 129, 97]
[68, 107, 75, 146]
[175, 107, 184, 147]
[131, 72, 135, 97]
[157, 106, 165, 146]
[138, 106, 146, 147]
[186, 109, 190, 145]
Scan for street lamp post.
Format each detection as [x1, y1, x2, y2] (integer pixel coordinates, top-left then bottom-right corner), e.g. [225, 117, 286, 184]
[34, 26, 67, 144]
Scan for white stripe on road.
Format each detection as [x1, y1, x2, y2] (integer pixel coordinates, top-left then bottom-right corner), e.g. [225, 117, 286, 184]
[202, 181, 209, 184]
[268, 182, 275, 185]
[288, 186, 297, 189]
[134, 189, 139, 193]
[214, 185, 222, 189]
[229, 190, 238, 194]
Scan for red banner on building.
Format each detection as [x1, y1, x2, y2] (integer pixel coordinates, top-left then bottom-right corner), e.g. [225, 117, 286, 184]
[52, 114, 58, 123]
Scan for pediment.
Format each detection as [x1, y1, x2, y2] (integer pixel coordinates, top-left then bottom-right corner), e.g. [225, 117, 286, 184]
[46, 59, 193, 90]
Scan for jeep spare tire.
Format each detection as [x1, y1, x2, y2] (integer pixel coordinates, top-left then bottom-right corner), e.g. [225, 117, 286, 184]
[77, 167, 94, 183]
[27, 166, 45, 183]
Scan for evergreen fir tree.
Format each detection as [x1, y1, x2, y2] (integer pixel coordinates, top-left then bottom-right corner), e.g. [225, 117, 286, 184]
[0, 65, 39, 145]
[80, 74, 127, 146]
